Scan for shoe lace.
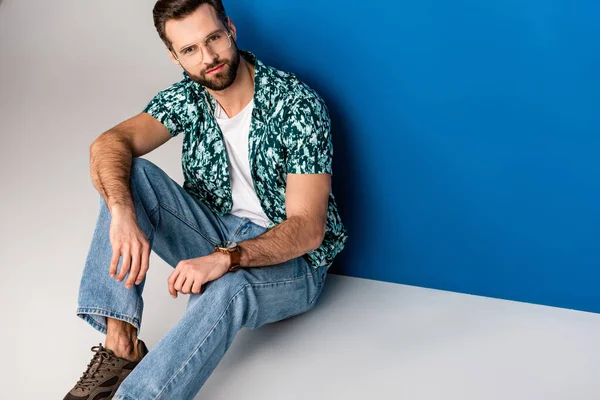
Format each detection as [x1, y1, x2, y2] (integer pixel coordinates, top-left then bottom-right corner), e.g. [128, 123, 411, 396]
[74, 343, 118, 389]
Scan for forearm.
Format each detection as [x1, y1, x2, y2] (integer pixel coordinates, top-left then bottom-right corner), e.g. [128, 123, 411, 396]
[89, 130, 134, 215]
[237, 215, 323, 267]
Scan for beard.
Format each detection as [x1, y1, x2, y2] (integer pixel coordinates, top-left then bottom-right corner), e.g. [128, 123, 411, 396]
[184, 44, 241, 91]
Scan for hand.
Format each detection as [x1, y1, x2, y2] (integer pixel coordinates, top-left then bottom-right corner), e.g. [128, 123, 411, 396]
[108, 207, 151, 289]
[167, 252, 230, 298]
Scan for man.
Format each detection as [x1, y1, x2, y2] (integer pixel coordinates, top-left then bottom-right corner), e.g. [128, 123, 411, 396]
[64, 0, 347, 399]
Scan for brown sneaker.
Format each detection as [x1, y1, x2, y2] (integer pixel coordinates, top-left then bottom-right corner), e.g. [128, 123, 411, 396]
[63, 339, 149, 400]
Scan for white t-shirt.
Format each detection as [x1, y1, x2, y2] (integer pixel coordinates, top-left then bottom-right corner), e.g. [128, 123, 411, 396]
[214, 99, 271, 228]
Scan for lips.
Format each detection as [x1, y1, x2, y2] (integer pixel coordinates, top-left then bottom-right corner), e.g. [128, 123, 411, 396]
[206, 64, 225, 74]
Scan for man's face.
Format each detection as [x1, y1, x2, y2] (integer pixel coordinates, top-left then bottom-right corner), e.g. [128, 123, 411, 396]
[165, 4, 240, 91]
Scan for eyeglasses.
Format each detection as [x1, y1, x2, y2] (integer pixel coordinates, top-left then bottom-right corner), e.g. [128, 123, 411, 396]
[173, 29, 233, 67]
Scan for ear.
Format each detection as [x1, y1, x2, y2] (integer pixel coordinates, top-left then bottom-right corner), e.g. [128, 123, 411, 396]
[166, 47, 181, 66]
[227, 17, 237, 41]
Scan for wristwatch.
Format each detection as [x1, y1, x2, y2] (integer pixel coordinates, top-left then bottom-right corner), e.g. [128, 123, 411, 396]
[214, 241, 242, 272]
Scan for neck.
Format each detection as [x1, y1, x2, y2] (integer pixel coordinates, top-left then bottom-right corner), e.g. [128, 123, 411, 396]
[207, 55, 255, 118]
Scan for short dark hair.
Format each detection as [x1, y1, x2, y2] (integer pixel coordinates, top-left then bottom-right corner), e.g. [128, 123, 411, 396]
[152, 0, 229, 51]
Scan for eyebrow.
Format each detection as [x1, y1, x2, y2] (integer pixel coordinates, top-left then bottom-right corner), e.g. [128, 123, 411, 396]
[178, 29, 222, 52]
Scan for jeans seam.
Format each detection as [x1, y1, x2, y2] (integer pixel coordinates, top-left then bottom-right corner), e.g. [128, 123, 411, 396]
[307, 280, 325, 309]
[247, 270, 317, 287]
[153, 270, 315, 400]
[158, 201, 220, 246]
[232, 218, 248, 240]
[148, 202, 160, 217]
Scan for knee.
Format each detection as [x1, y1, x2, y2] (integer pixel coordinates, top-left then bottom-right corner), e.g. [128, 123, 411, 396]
[217, 271, 264, 327]
[189, 272, 258, 317]
[203, 271, 251, 300]
[129, 157, 170, 191]
[130, 156, 156, 177]
[126, 157, 163, 214]
[97, 158, 154, 208]
[129, 157, 161, 192]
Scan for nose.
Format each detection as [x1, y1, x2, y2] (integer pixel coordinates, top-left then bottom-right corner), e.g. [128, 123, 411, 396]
[202, 45, 219, 68]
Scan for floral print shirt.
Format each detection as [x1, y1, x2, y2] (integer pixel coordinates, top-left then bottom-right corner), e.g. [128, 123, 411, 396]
[142, 50, 347, 269]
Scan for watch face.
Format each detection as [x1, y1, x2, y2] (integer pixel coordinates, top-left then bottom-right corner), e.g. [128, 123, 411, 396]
[226, 241, 238, 249]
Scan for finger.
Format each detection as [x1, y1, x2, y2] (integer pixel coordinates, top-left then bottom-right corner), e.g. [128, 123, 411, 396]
[116, 247, 131, 282]
[182, 276, 194, 294]
[136, 242, 150, 285]
[174, 272, 187, 295]
[168, 268, 180, 298]
[109, 246, 120, 278]
[191, 279, 203, 295]
[125, 243, 141, 289]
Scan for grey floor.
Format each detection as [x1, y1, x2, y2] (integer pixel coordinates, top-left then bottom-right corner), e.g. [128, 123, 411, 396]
[2, 0, 600, 398]
[199, 275, 600, 399]
[12, 267, 600, 399]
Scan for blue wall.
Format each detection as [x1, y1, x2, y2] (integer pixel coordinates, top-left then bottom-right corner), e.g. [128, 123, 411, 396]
[227, 1, 600, 313]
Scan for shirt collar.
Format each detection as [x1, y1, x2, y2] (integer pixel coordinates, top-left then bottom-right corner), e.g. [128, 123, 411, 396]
[182, 49, 271, 113]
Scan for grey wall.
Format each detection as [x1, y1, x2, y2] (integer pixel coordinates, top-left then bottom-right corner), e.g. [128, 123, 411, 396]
[0, 0, 195, 396]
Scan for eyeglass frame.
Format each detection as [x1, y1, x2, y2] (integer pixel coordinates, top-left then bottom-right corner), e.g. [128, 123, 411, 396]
[171, 29, 234, 67]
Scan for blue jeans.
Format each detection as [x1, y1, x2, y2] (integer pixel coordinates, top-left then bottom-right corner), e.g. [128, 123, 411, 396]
[76, 157, 328, 400]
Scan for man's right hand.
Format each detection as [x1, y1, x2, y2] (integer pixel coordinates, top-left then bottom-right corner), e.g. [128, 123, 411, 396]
[108, 207, 151, 289]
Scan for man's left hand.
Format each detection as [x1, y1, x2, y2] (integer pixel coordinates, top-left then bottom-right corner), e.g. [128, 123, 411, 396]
[167, 252, 230, 298]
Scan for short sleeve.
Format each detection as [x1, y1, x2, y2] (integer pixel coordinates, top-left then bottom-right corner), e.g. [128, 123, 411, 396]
[283, 95, 333, 175]
[142, 84, 187, 137]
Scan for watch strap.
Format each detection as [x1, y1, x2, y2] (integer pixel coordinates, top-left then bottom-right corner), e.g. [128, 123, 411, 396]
[214, 245, 242, 272]
[228, 247, 242, 272]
